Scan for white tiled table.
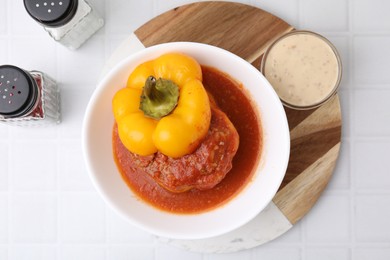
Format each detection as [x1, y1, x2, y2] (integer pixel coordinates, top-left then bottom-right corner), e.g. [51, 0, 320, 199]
[1, 0, 390, 259]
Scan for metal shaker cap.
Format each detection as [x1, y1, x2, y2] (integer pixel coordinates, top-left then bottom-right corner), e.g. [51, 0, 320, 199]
[0, 65, 39, 118]
[24, 0, 78, 27]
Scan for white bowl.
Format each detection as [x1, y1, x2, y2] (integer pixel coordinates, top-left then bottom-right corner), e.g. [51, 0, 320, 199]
[82, 42, 290, 240]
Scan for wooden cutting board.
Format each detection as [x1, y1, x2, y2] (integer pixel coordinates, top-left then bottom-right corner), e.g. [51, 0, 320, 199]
[108, 1, 342, 252]
[135, 0, 342, 225]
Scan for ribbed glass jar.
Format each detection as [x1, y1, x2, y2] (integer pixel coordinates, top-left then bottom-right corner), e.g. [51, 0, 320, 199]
[0, 65, 61, 126]
[24, 0, 104, 50]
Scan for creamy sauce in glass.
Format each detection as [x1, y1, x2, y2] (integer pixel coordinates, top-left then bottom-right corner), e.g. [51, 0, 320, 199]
[262, 31, 341, 108]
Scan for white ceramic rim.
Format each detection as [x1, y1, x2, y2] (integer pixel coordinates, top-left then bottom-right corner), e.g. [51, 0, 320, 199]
[82, 42, 290, 240]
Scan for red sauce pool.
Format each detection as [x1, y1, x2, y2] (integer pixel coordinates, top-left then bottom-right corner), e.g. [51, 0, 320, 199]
[113, 66, 262, 214]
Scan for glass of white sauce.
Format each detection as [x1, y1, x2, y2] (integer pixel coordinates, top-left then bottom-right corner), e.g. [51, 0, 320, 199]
[261, 30, 342, 110]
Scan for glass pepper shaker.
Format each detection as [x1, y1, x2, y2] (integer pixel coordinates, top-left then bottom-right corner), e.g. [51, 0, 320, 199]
[0, 65, 61, 126]
[24, 0, 104, 50]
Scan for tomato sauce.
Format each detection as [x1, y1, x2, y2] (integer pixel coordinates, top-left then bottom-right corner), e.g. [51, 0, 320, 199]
[113, 66, 262, 214]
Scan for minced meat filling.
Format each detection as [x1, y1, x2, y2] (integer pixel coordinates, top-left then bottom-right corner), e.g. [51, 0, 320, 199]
[117, 104, 239, 193]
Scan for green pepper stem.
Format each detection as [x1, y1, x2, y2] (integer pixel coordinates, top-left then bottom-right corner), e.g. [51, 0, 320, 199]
[140, 76, 179, 119]
[143, 76, 167, 103]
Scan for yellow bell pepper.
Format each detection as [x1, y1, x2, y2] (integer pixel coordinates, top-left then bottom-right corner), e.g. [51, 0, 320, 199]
[112, 53, 211, 158]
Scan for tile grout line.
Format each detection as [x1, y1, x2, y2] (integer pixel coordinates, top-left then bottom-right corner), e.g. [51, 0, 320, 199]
[6, 1, 13, 250]
[56, 194, 61, 257]
[56, 117, 61, 257]
[152, 0, 158, 17]
[5, 0, 11, 250]
[347, 0, 358, 258]
[6, 141, 11, 248]
[297, 0, 303, 29]
[54, 2, 61, 254]
[350, 31, 390, 36]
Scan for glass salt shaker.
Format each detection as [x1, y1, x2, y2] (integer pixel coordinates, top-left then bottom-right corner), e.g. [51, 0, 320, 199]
[0, 65, 61, 126]
[24, 0, 104, 50]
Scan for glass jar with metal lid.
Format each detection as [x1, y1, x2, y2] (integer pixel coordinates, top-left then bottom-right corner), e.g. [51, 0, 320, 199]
[24, 0, 104, 50]
[0, 65, 61, 126]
